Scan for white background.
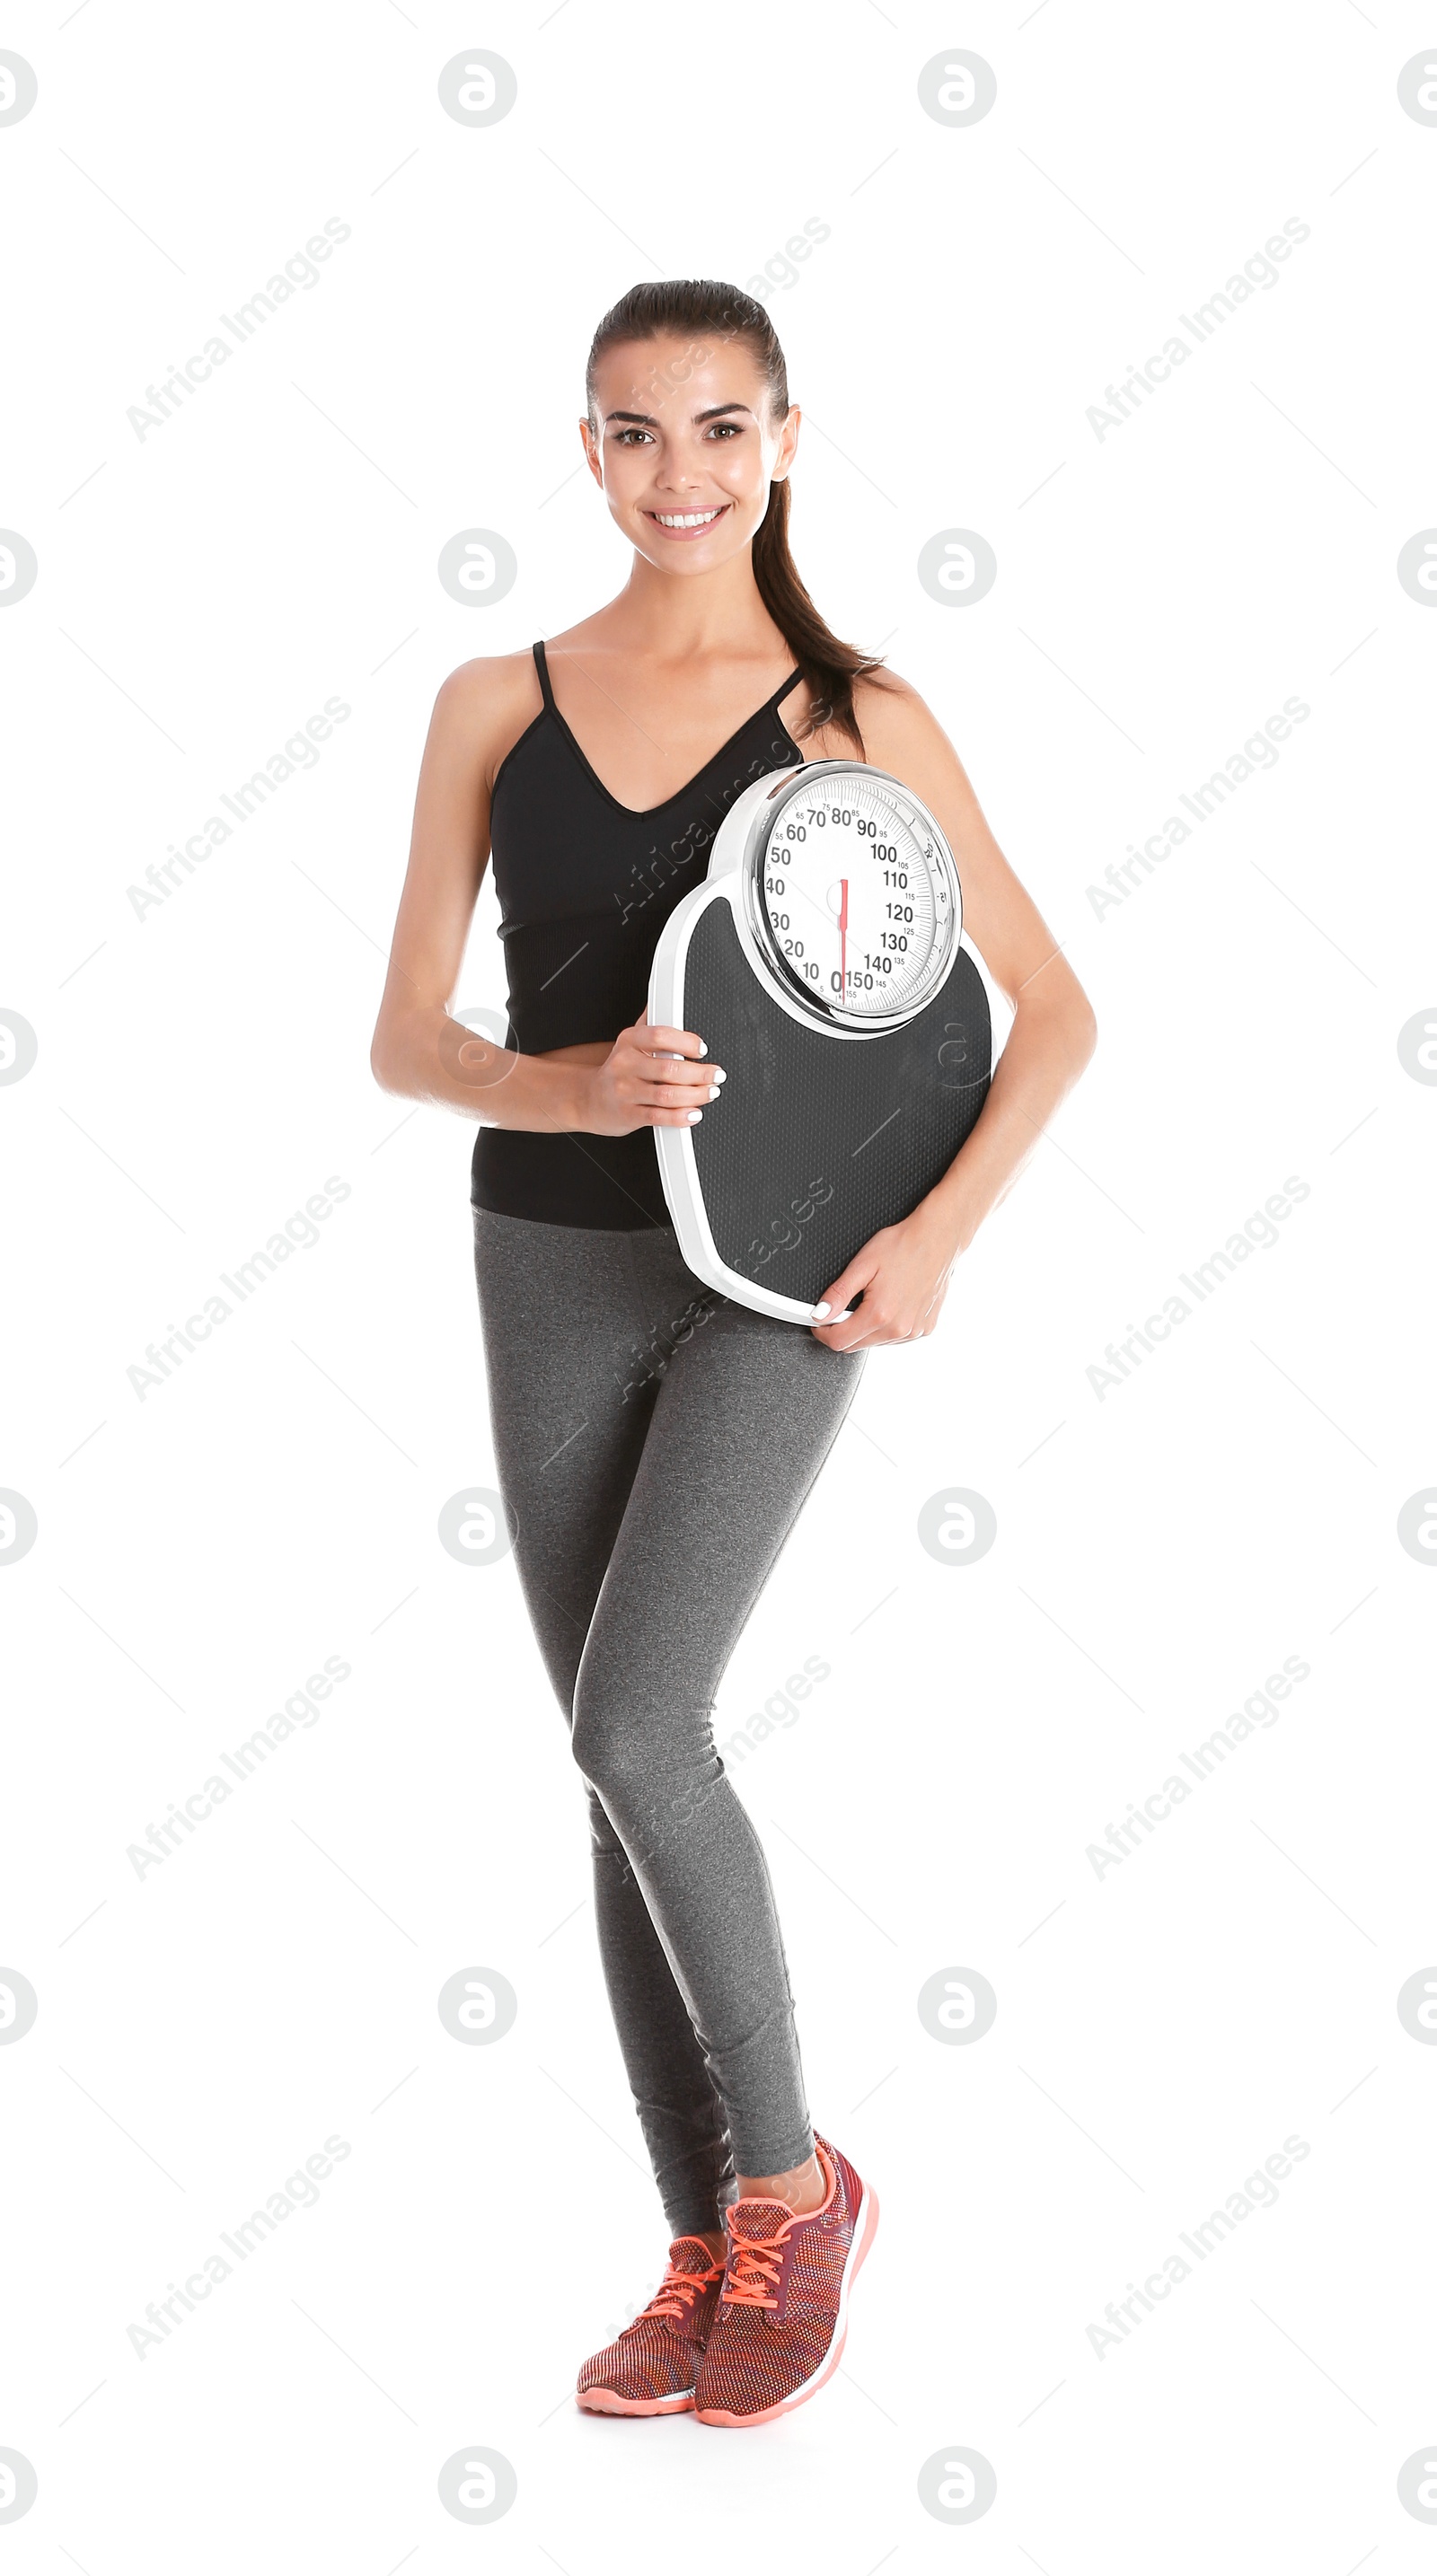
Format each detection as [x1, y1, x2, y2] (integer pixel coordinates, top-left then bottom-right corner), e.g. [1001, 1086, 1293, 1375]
[4, 0, 1436, 2565]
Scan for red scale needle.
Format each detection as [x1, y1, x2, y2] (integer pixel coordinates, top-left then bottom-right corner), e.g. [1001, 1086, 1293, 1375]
[838, 876, 849, 997]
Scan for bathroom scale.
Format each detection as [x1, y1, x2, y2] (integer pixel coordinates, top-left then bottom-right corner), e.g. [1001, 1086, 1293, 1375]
[647, 759, 1000, 1325]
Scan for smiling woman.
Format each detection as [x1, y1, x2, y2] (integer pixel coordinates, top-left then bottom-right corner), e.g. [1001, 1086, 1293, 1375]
[369, 274, 1097, 2438]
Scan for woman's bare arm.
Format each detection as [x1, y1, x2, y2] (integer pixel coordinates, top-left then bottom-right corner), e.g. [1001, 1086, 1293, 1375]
[807, 674, 1098, 1350]
[369, 661, 720, 1135]
[852, 673, 1098, 1255]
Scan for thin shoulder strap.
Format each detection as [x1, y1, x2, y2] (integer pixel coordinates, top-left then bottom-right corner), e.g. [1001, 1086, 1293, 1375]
[772, 665, 804, 708]
[533, 639, 556, 711]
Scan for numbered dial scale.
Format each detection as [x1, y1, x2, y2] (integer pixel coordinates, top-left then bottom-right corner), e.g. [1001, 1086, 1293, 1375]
[648, 760, 996, 1324]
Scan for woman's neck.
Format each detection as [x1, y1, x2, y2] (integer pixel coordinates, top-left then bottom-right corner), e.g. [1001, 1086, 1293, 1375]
[587, 549, 787, 665]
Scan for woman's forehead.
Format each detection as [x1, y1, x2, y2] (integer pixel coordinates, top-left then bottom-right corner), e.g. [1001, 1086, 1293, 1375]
[591, 335, 770, 416]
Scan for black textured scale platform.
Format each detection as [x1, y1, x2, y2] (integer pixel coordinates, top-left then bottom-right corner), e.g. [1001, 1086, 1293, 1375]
[684, 901, 992, 1306]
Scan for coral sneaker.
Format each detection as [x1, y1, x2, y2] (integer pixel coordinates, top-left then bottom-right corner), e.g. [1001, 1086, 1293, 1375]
[576, 2238, 725, 2416]
[693, 2134, 878, 2427]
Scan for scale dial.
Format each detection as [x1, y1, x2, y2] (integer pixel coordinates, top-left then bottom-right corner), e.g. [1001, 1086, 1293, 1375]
[742, 762, 961, 1029]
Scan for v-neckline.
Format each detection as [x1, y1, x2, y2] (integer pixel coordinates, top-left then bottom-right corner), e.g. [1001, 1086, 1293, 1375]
[538, 641, 805, 821]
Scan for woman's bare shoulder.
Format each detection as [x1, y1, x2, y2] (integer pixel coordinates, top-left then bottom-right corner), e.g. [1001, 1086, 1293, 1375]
[848, 663, 967, 771]
[427, 648, 545, 789]
[852, 660, 932, 729]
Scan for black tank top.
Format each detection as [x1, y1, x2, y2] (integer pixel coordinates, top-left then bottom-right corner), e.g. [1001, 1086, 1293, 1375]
[471, 640, 806, 1228]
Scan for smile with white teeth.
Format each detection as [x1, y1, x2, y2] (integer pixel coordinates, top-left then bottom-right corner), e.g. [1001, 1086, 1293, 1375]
[649, 506, 727, 528]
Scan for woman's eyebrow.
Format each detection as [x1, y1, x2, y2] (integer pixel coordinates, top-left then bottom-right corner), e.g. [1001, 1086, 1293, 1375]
[604, 402, 755, 427]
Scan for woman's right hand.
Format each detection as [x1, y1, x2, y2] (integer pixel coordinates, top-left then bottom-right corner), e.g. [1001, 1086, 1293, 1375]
[575, 1015, 726, 1137]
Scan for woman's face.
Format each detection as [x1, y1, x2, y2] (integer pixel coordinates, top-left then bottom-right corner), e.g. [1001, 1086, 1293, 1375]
[581, 333, 799, 575]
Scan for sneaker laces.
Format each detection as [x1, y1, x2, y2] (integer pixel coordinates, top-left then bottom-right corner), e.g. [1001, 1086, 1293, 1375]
[635, 2252, 723, 2325]
[722, 2212, 794, 2309]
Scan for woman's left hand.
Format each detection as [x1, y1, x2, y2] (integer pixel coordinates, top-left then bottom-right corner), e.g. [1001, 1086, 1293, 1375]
[808, 1203, 962, 1352]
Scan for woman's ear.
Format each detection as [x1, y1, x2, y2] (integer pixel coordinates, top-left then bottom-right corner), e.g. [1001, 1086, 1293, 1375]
[578, 418, 604, 487]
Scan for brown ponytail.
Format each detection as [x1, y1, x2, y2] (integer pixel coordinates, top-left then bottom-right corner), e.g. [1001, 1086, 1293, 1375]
[585, 278, 893, 758]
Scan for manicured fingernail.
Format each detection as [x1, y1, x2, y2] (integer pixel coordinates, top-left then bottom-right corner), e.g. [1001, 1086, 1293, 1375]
[713, 1068, 727, 1084]
[698, 1042, 708, 1057]
[709, 1084, 719, 1100]
[813, 1301, 831, 1318]
[688, 1109, 702, 1122]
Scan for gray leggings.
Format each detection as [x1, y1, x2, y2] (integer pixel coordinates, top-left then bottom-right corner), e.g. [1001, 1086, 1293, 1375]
[471, 1206, 866, 2237]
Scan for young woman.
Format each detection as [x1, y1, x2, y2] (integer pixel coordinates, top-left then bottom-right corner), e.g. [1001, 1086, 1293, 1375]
[371, 279, 1096, 2429]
